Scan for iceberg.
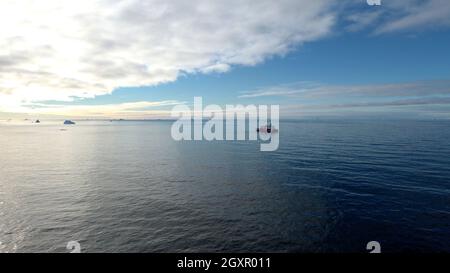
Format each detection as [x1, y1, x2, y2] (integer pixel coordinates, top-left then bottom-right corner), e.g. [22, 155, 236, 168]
[64, 120, 76, 125]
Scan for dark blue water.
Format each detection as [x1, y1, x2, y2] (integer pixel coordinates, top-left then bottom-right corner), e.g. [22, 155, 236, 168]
[0, 120, 449, 252]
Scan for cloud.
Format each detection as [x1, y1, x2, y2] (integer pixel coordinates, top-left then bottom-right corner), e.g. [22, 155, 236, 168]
[320, 97, 450, 108]
[0, 0, 335, 111]
[375, 0, 450, 34]
[240, 80, 450, 118]
[345, 10, 382, 32]
[14, 100, 184, 118]
[343, 0, 450, 34]
[239, 80, 450, 99]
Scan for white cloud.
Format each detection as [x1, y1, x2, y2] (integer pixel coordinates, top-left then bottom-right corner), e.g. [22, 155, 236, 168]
[345, 11, 382, 32]
[14, 100, 184, 118]
[343, 0, 450, 34]
[238, 80, 450, 114]
[240, 80, 450, 99]
[376, 0, 450, 33]
[0, 0, 335, 112]
[239, 82, 320, 98]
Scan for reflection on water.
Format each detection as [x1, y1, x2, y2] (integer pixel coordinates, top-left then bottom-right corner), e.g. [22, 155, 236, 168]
[0, 120, 449, 252]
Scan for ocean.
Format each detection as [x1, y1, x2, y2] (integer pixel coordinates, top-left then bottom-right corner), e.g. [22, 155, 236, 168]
[0, 120, 449, 252]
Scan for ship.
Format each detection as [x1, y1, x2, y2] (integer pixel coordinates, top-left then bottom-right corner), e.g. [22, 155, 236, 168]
[257, 121, 278, 133]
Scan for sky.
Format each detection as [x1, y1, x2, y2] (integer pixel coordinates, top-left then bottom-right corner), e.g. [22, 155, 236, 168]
[1, 0, 450, 119]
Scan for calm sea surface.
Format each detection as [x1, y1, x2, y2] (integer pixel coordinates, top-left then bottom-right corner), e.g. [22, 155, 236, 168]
[0, 120, 449, 253]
